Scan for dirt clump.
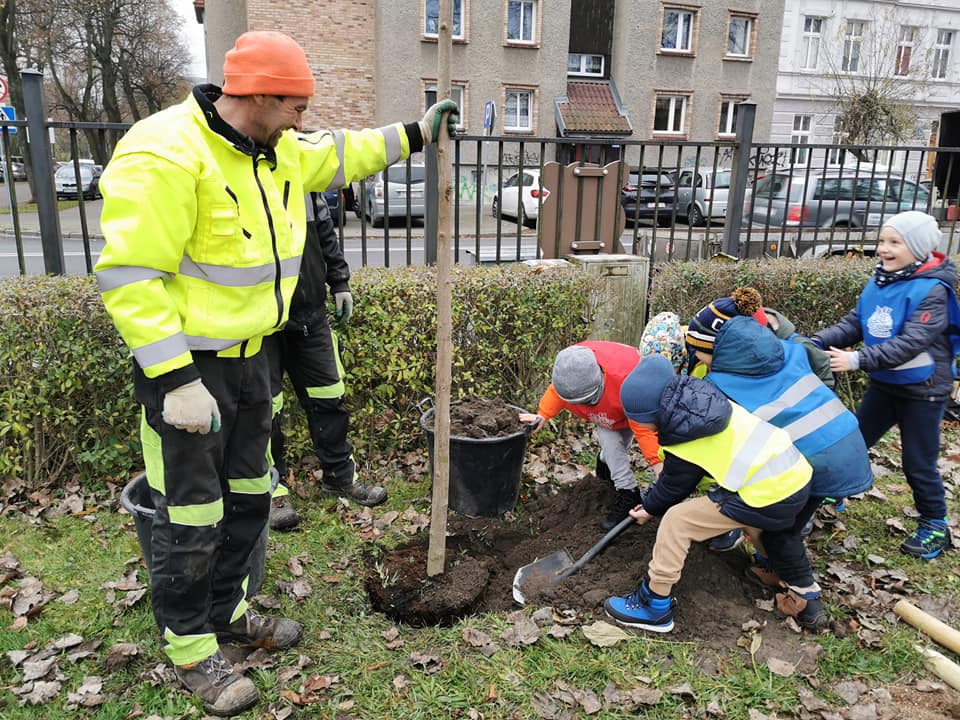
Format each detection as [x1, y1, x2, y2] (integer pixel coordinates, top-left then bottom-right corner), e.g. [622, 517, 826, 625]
[426, 397, 526, 438]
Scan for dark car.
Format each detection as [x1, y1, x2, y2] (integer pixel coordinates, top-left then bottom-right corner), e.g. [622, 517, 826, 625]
[620, 168, 676, 227]
[321, 186, 357, 227]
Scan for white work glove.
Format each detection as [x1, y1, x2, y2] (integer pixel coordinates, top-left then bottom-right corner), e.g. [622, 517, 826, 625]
[418, 100, 460, 144]
[334, 291, 353, 324]
[162, 379, 221, 434]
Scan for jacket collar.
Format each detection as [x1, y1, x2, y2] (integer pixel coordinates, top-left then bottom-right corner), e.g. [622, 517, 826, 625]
[192, 84, 277, 167]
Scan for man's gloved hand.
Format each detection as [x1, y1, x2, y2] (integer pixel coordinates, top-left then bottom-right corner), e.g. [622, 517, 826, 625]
[419, 100, 460, 144]
[334, 291, 353, 324]
[162, 379, 221, 434]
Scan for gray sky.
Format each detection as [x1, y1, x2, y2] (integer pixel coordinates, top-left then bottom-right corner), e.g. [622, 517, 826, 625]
[173, 1, 207, 80]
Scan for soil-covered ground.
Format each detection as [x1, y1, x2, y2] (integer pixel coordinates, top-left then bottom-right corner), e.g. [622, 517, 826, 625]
[367, 397, 814, 661]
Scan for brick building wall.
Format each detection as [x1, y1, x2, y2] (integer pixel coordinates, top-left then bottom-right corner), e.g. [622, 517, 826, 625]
[246, 0, 377, 130]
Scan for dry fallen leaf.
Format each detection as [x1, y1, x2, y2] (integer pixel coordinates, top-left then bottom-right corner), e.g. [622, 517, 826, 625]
[581, 621, 633, 647]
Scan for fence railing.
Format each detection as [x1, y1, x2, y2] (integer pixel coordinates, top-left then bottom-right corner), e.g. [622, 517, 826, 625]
[6, 72, 960, 276]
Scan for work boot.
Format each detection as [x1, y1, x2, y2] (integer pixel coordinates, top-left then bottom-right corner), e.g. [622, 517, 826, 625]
[775, 589, 828, 632]
[604, 580, 675, 633]
[900, 517, 953, 559]
[599, 488, 643, 531]
[321, 479, 388, 507]
[175, 649, 259, 717]
[214, 609, 303, 650]
[707, 528, 745, 552]
[268, 495, 300, 531]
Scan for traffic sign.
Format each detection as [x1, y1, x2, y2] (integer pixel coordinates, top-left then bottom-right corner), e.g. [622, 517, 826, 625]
[483, 100, 496, 135]
[0, 77, 8, 103]
[0, 105, 15, 134]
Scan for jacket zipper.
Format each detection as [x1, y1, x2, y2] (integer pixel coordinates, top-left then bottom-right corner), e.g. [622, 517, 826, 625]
[253, 155, 284, 328]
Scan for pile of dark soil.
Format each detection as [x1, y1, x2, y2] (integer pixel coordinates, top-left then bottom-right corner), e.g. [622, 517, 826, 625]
[425, 397, 525, 438]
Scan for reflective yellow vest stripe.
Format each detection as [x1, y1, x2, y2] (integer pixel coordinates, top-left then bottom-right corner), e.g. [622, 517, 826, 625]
[663, 403, 811, 507]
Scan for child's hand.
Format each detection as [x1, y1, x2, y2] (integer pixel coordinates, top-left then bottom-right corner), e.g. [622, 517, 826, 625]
[518, 412, 544, 432]
[826, 347, 858, 373]
[629, 505, 653, 525]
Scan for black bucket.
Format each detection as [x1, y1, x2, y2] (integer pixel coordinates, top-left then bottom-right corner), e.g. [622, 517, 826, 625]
[120, 471, 269, 598]
[420, 404, 531, 517]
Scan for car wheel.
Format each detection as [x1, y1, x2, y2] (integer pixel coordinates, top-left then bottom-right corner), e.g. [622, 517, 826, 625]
[655, 212, 673, 228]
[491, 197, 500, 219]
[688, 204, 705, 227]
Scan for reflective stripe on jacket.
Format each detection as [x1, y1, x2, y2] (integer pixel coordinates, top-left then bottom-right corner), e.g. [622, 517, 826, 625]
[662, 403, 811, 508]
[96, 87, 411, 378]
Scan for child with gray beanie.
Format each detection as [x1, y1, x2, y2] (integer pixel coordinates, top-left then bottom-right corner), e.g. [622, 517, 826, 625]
[812, 210, 959, 559]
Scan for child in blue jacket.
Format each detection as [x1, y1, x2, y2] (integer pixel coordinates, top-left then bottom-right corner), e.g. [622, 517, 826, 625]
[814, 211, 957, 559]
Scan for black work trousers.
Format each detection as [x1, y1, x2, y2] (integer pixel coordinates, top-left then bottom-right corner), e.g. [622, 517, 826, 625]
[760, 495, 822, 590]
[141, 349, 272, 665]
[268, 312, 355, 488]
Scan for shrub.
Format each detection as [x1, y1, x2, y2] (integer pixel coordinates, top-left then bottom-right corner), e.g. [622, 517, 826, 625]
[0, 265, 598, 489]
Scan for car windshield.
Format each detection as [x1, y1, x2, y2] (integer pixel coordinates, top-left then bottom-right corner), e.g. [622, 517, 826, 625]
[385, 165, 426, 184]
[753, 174, 795, 199]
[56, 166, 93, 181]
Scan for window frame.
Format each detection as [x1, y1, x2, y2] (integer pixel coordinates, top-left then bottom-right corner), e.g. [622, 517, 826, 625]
[659, 5, 698, 55]
[423, 0, 466, 41]
[424, 82, 467, 131]
[505, 0, 538, 46]
[933, 29, 953, 80]
[717, 95, 747, 138]
[894, 25, 916, 76]
[800, 16, 823, 71]
[568, 53, 605, 77]
[725, 12, 756, 60]
[841, 19, 865, 73]
[652, 91, 692, 138]
[828, 115, 846, 165]
[503, 86, 535, 133]
[791, 114, 812, 164]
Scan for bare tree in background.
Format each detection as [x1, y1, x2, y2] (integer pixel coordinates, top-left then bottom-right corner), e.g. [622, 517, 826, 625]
[811, 7, 934, 161]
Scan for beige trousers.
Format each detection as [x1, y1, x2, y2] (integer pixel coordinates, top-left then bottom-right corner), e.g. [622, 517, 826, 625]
[647, 495, 760, 597]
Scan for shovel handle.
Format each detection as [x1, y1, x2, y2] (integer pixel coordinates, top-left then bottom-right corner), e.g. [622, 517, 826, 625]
[559, 515, 635, 579]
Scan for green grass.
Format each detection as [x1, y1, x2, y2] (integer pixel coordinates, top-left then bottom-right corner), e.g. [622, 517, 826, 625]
[1, 429, 958, 719]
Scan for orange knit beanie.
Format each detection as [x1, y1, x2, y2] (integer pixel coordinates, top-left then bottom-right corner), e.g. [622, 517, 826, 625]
[222, 31, 315, 97]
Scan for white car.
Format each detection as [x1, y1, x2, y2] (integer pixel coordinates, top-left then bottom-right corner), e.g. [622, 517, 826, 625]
[491, 169, 549, 226]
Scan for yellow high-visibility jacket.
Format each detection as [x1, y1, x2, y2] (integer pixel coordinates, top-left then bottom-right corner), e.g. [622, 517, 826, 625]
[96, 87, 415, 380]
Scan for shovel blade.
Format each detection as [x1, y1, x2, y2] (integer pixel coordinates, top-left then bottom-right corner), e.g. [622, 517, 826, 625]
[511, 549, 574, 604]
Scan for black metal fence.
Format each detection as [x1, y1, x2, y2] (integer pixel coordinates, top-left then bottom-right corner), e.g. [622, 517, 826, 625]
[6, 73, 960, 276]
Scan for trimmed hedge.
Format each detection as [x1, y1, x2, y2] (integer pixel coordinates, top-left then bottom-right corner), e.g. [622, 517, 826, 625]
[0, 265, 598, 489]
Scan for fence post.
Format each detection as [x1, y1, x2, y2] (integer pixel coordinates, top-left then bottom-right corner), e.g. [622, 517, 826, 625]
[722, 101, 756, 258]
[424, 143, 439, 264]
[21, 69, 63, 275]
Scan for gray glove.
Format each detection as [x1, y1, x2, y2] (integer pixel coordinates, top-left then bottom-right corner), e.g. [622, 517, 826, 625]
[334, 291, 353, 323]
[419, 100, 460, 144]
[162, 379, 221, 434]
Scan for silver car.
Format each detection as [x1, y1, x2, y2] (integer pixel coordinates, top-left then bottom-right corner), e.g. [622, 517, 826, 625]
[362, 163, 426, 227]
[675, 168, 731, 226]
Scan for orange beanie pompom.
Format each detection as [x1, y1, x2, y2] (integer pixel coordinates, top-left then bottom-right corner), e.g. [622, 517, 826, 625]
[222, 31, 315, 97]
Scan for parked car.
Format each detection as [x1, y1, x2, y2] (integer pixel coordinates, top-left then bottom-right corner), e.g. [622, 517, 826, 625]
[491, 168, 549, 227]
[747, 169, 931, 257]
[55, 164, 101, 200]
[321, 187, 356, 227]
[361, 163, 426, 227]
[0, 161, 26, 182]
[674, 168, 732, 226]
[620, 168, 675, 227]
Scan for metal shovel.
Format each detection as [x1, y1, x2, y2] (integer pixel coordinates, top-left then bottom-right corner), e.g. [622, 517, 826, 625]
[512, 515, 635, 604]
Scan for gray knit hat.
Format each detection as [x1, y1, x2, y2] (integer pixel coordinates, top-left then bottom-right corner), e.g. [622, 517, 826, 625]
[883, 211, 941, 261]
[551, 345, 604, 405]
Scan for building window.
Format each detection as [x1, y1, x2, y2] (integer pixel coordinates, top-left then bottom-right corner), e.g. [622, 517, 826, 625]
[727, 14, 753, 58]
[791, 114, 812, 164]
[801, 16, 823, 70]
[425, 83, 466, 130]
[895, 26, 916, 76]
[568, 53, 604, 76]
[933, 30, 953, 79]
[828, 116, 846, 165]
[425, 0, 464, 39]
[842, 20, 865, 72]
[504, 88, 533, 131]
[654, 93, 688, 134]
[661, 8, 695, 52]
[717, 97, 744, 137]
[507, 0, 536, 44]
